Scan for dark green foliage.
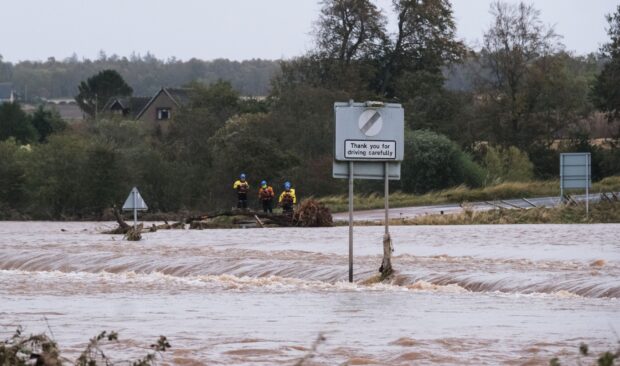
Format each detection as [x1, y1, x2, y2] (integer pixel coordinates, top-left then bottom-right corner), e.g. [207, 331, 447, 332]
[25, 135, 88, 218]
[399, 130, 485, 193]
[0, 139, 27, 211]
[304, 0, 464, 98]
[186, 80, 240, 122]
[597, 350, 618, 366]
[0, 102, 37, 143]
[76, 69, 133, 117]
[375, 0, 465, 98]
[81, 144, 125, 217]
[208, 113, 300, 207]
[591, 5, 620, 122]
[30, 106, 67, 142]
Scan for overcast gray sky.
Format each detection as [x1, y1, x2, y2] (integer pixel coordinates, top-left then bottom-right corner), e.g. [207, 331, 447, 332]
[0, 0, 616, 62]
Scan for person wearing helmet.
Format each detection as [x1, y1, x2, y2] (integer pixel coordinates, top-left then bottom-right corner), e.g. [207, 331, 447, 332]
[258, 180, 275, 213]
[233, 173, 250, 209]
[278, 181, 297, 214]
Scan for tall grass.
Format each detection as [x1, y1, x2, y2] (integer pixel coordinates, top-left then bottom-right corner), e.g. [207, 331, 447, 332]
[320, 176, 620, 213]
[401, 200, 620, 225]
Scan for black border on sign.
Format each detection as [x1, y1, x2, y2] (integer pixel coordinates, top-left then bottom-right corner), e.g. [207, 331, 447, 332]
[344, 139, 397, 160]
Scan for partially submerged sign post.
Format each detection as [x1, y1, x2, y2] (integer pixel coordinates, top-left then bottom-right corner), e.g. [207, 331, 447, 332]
[560, 153, 591, 216]
[122, 187, 148, 229]
[333, 101, 404, 282]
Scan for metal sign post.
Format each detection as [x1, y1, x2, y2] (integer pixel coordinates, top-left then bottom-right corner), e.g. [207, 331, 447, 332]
[333, 101, 404, 282]
[586, 154, 590, 217]
[383, 162, 391, 271]
[122, 187, 148, 229]
[348, 161, 354, 282]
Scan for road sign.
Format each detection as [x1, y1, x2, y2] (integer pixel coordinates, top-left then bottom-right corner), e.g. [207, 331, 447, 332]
[334, 101, 404, 162]
[333, 101, 404, 283]
[122, 187, 148, 230]
[560, 152, 591, 216]
[122, 187, 148, 211]
[358, 109, 383, 136]
[333, 161, 400, 180]
[560, 153, 591, 189]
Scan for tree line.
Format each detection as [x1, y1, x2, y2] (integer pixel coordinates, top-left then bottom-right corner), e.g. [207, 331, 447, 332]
[0, 54, 279, 98]
[1, 0, 619, 219]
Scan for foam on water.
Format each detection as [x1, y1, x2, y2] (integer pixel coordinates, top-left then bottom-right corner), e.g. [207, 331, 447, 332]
[0, 222, 619, 365]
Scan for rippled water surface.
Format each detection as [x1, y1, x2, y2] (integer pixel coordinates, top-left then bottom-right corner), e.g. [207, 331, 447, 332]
[1, 222, 619, 365]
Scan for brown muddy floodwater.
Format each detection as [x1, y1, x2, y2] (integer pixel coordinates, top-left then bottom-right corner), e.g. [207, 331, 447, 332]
[1, 222, 619, 365]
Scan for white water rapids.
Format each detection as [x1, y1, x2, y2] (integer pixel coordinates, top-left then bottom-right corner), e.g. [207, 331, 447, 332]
[1, 222, 619, 364]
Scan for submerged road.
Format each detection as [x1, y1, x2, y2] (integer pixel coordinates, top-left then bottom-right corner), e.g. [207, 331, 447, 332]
[332, 192, 617, 222]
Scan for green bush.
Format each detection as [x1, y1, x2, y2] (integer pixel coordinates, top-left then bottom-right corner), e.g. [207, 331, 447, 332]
[0, 139, 27, 212]
[0, 102, 37, 144]
[24, 135, 88, 218]
[399, 130, 485, 193]
[483, 145, 534, 184]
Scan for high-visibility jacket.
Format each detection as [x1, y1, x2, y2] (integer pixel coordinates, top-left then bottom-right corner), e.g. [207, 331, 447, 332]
[233, 180, 249, 193]
[258, 186, 274, 200]
[278, 188, 296, 204]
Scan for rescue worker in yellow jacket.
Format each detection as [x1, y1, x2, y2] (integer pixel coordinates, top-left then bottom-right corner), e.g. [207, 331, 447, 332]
[278, 181, 296, 213]
[233, 173, 250, 209]
[258, 180, 275, 213]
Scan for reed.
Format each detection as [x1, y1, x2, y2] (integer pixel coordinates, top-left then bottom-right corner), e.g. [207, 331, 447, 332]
[395, 201, 620, 225]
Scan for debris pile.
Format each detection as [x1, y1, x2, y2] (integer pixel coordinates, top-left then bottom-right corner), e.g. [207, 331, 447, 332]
[102, 199, 333, 235]
[294, 199, 333, 227]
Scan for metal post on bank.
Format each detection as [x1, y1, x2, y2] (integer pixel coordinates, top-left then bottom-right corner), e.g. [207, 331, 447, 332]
[348, 161, 354, 283]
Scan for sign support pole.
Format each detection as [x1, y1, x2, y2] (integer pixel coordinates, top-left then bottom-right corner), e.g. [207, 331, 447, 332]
[348, 161, 354, 283]
[560, 155, 564, 203]
[380, 162, 392, 277]
[384, 162, 389, 235]
[133, 190, 137, 230]
[586, 155, 589, 218]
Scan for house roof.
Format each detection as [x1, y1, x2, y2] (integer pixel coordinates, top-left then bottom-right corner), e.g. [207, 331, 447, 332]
[0, 82, 14, 100]
[135, 87, 192, 120]
[166, 88, 192, 106]
[126, 97, 151, 119]
[103, 96, 152, 119]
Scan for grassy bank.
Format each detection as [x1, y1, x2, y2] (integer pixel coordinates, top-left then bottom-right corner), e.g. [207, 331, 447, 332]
[380, 201, 620, 225]
[319, 176, 620, 213]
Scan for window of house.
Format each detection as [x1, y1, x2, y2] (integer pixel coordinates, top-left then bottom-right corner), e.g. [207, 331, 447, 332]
[157, 108, 171, 120]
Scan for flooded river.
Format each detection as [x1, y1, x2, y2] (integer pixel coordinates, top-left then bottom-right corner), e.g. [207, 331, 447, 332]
[1, 222, 619, 365]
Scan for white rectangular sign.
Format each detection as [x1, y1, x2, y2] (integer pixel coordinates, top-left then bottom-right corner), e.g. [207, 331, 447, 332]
[344, 140, 396, 160]
[334, 102, 404, 162]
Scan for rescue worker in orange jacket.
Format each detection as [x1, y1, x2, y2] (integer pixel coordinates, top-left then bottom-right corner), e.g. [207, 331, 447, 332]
[278, 181, 297, 213]
[233, 173, 250, 209]
[258, 180, 275, 213]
